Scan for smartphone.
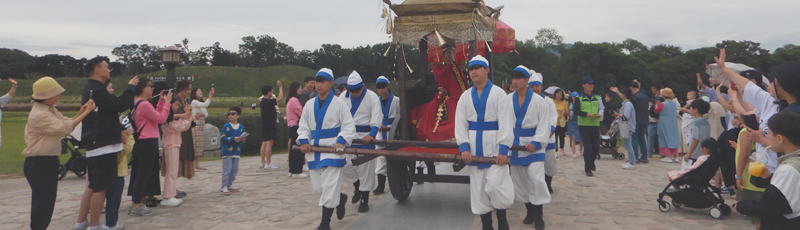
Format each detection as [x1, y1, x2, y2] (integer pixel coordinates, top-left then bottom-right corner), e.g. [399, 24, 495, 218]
[89, 90, 93, 99]
[211, 83, 215, 88]
[730, 82, 738, 91]
[239, 132, 249, 138]
[742, 113, 759, 130]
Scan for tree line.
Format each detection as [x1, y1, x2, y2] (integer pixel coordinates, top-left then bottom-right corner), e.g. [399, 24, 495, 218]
[2, 29, 800, 100]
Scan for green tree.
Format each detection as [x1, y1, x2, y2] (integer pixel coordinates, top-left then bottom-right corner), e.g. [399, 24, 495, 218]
[0, 48, 35, 79]
[771, 44, 800, 64]
[716, 40, 772, 72]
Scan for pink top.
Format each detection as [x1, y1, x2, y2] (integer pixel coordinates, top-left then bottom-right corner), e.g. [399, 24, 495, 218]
[161, 117, 193, 149]
[286, 97, 302, 127]
[134, 99, 170, 139]
[668, 155, 710, 180]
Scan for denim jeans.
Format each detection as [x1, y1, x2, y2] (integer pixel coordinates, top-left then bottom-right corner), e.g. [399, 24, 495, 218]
[633, 124, 648, 160]
[648, 123, 659, 156]
[104, 177, 124, 227]
[623, 137, 636, 165]
[221, 157, 240, 189]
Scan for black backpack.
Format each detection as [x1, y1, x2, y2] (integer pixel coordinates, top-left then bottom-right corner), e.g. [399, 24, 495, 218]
[124, 100, 147, 140]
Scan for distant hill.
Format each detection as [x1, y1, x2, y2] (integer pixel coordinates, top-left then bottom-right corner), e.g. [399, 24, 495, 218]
[0, 65, 318, 102]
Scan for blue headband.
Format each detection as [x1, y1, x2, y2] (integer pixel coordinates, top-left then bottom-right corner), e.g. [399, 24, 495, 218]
[468, 60, 488, 68]
[376, 78, 389, 85]
[528, 81, 542, 87]
[316, 71, 333, 82]
[513, 67, 530, 78]
[347, 82, 364, 90]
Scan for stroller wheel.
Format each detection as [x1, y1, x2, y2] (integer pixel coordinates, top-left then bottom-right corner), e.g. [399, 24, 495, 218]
[74, 170, 87, 177]
[57, 164, 66, 181]
[671, 199, 682, 208]
[709, 207, 722, 219]
[719, 204, 732, 216]
[658, 201, 671, 212]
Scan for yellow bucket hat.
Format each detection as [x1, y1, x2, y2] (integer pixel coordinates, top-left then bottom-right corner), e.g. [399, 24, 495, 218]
[32, 77, 65, 100]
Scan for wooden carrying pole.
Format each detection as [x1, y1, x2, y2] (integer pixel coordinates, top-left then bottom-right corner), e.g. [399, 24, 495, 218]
[353, 139, 530, 152]
[292, 146, 498, 164]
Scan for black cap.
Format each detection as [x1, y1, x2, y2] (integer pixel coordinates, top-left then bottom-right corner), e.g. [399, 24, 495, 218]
[582, 76, 594, 84]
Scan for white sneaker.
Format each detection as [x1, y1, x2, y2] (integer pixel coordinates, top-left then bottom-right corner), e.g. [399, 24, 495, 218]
[228, 186, 241, 192]
[106, 223, 125, 230]
[73, 221, 89, 230]
[220, 187, 231, 195]
[266, 163, 278, 169]
[259, 163, 266, 169]
[660, 158, 673, 163]
[291, 173, 308, 178]
[87, 225, 109, 230]
[161, 197, 182, 206]
[622, 163, 635, 169]
[673, 159, 680, 163]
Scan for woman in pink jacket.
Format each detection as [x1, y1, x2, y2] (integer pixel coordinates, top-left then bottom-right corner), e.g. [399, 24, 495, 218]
[128, 79, 171, 216]
[160, 98, 194, 206]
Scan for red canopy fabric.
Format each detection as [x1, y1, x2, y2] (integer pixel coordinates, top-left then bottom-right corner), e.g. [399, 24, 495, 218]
[427, 19, 516, 63]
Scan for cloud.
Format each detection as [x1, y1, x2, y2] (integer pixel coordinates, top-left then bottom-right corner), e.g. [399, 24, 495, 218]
[1, 0, 798, 59]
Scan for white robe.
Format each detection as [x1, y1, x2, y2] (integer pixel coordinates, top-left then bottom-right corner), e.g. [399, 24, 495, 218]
[455, 83, 515, 214]
[375, 93, 400, 176]
[506, 89, 551, 205]
[296, 92, 356, 208]
[542, 94, 559, 177]
[340, 89, 382, 191]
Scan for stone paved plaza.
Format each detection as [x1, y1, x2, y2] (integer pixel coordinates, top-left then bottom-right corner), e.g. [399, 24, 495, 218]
[0, 147, 756, 230]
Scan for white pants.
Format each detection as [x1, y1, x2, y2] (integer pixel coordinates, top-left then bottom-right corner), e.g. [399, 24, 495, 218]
[342, 154, 376, 192]
[510, 162, 551, 205]
[310, 166, 343, 209]
[468, 165, 514, 215]
[375, 156, 387, 176]
[544, 149, 558, 176]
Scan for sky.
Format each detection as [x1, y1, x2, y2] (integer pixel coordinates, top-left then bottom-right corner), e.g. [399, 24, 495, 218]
[2, 0, 798, 60]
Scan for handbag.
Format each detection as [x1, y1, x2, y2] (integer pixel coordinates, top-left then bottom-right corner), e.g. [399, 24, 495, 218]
[619, 116, 631, 140]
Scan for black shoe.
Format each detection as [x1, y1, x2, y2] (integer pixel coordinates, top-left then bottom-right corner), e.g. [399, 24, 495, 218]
[416, 167, 424, 184]
[373, 175, 386, 195]
[358, 192, 370, 213]
[318, 207, 334, 230]
[351, 181, 361, 204]
[544, 176, 554, 194]
[533, 205, 545, 230]
[336, 193, 347, 220]
[480, 212, 493, 230]
[496, 209, 509, 230]
[175, 191, 187, 198]
[638, 159, 649, 164]
[586, 171, 593, 177]
[522, 203, 534, 225]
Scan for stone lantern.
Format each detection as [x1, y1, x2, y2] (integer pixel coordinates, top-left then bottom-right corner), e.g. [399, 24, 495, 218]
[158, 46, 182, 87]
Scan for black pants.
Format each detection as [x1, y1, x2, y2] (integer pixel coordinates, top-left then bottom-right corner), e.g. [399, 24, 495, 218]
[579, 126, 601, 172]
[105, 177, 124, 227]
[555, 126, 566, 149]
[288, 126, 305, 174]
[24, 156, 59, 230]
[128, 138, 158, 204]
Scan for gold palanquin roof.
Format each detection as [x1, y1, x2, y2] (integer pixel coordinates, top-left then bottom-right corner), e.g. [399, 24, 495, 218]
[387, 0, 501, 45]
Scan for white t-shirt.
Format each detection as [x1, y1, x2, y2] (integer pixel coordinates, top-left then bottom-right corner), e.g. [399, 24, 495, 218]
[743, 81, 780, 172]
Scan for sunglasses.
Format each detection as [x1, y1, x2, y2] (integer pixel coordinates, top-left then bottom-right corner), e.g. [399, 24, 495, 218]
[227, 112, 238, 116]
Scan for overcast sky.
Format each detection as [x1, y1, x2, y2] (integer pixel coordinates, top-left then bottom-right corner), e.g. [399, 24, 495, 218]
[2, 0, 798, 60]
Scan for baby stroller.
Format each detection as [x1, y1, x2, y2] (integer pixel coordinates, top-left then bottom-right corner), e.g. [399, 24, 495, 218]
[59, 134, 87, 180]
[656, 150, 730, 219]
[598, 117, 625, 160]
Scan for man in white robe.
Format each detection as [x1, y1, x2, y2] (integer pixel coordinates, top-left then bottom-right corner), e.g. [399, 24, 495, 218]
[456, 55, 515, 230]
[529, 72, 559, 194]
[298, 68, 356, 230]
[507, 66, 551, 229]
[373, 76, 400, 195]
[339, 70, 382, 213]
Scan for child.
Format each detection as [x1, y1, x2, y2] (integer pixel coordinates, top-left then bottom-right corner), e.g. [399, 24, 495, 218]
[684, 99, 711, 163]
[24, 77, 94, 230]
[160, 98, 194, 205]
[735, 111, 800, 228]
[259, 81, 283, 169]
[221, 107, 246, 195]
[669, 138, 717, 181]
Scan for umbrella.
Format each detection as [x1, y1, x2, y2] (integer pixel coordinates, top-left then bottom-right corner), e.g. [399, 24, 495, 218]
[333, 76, 348, 86]
[705, 62, 753, 86]
[545, 86, 562, 95]
[426, 19, 516, 63]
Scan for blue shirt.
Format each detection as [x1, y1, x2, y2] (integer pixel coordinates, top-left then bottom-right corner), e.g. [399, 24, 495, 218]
[220, 123, 245, 157]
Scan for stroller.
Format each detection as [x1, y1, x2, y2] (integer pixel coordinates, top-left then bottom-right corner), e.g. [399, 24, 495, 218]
[656, 150, 730, 219]
[598, 117, 625, 160]
[59, 134, 87, 180]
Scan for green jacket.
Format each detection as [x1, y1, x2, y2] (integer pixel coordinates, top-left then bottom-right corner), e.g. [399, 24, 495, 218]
[574, 93, 604, 127]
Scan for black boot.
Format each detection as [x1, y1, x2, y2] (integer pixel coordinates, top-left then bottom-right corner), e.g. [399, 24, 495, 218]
[416, 167, 425, 184]
[351, 180, 361, 203]
[533, 205, 545, 230]
[373, 174, 386, 195]
[426, 161, 437, 176]
[545, 175, 554, 194]
[336, 193, 347, 220]
[317, 207, 334, 230]
[480, 212, 493, 230]
[523, 203, 535, 225]
[496, 209, 509, 230]
[358, 191, 370, 213]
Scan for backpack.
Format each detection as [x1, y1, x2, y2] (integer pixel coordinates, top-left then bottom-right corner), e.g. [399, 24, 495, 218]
[124, 100, 147, 140]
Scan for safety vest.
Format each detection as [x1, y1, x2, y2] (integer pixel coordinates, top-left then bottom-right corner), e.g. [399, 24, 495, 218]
[578, 93, 601, 127]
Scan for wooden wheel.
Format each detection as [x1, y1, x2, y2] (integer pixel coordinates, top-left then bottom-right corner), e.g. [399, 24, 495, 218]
[387, 159, 413, 201]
